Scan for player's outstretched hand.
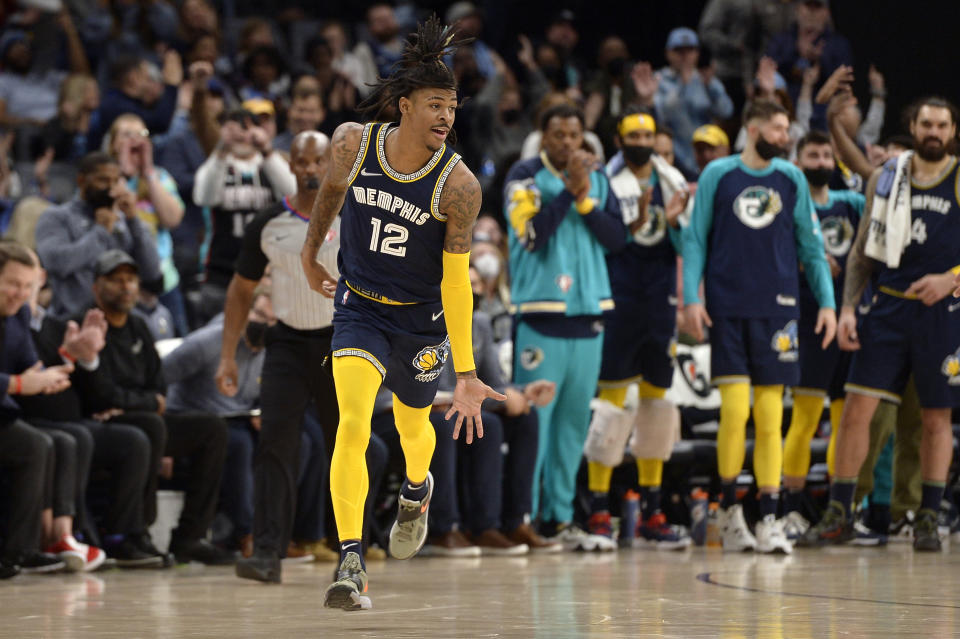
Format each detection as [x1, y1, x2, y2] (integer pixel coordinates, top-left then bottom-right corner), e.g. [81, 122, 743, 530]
[836, 306, 860, 351]
[447, 373, 507, 445]
[682, 303, 712, 343]
[815, 307, 837, 349]
[301, 251, 338, 298]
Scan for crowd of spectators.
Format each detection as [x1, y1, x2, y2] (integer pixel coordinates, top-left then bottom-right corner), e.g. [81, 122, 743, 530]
[0, 0, 918, 576]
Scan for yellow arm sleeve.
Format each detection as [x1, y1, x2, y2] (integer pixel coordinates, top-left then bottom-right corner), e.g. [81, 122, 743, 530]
[951, 264, 960, 275]
[441, 250, 476, 373]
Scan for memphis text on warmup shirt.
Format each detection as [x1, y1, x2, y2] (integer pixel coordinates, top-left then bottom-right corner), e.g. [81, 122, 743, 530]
[350, 186, 431, 226]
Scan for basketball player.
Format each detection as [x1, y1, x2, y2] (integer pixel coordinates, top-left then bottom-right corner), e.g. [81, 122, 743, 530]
[800, 97, 960, 552]
[682, 100, 837, 554]
[300, 17, 504, 610]
[584, 112, 692, 549]
[781, 130, 865, 539]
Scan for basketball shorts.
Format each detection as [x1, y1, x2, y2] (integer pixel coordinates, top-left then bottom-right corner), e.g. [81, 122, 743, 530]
[796, 312, 851, 400]
[710, 316, 800, 387]
[598, 302, 677, 389]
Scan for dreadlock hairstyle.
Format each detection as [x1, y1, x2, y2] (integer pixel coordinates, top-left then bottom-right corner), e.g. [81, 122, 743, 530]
[358, 15, 473, 145]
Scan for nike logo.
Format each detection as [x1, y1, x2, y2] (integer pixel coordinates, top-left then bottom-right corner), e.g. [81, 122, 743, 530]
[949, 302, 960, 313]
[360, 168, 382, 177]
[432, 310, 444, 321]
[272, 234, 289, 242]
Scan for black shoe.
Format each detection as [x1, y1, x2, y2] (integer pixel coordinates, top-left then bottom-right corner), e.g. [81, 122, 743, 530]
[131, 532, 174, 568]
[14, 552, 65, 574]
[103, 537, 164, 568]
[236, 551, 281, 583]
[170, 538, 237, 565]
[796, 501, 854, 547]
[913, 508, 942, 552]
[323, 552, 370, 610]
[0, 560, 19, 579]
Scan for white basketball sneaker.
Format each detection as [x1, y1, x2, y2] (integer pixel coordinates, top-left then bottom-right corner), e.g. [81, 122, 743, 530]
[755, 515, 793, 554]
[719, 504, 757, 552]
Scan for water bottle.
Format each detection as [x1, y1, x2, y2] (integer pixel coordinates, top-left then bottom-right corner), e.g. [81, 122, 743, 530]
[620, 490, 640, 547]
[706, 502, 722, 547]
[689, 488, 709, 546]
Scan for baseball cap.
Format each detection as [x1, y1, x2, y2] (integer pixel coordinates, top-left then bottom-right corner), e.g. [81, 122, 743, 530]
[666, 27, 699, 50]
[95, 250, 138, 278]
[692, 124, 729, 148]
[242, 98, 275, 117]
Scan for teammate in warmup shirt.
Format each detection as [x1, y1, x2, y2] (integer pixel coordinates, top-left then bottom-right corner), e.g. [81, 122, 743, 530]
[300, 17, 504, 610]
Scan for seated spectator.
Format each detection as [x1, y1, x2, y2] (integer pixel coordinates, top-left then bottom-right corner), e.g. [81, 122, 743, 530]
[35, 152, 162, 318]
[303, 37, 359, 133]
[543, 10, 584, 99]
[585, 36, 642, 158]
[105, 114, 188, 335]
[444, 2, 500, 81]
[87, 53, 182, 151]
[70, 250, 233, 565]
[422, 269, 559, 556]
[134, 290, 177, 341]
[632, 28, 734, 178]
[654, 126, 676, 166]
[0, 16, 89, 130]
[238, 46, 288, 104]
[21, 258, 160, 568]
[733, 56, 815, 159]
[241, 99, 278, 144]
[353, 3, 405, 82]
[692, 124, 731, 174]
[192, 108, 295, 322]
[471, 241, 512, 346]
[274, 85, 325, 153]
[320, 20, 370, 97]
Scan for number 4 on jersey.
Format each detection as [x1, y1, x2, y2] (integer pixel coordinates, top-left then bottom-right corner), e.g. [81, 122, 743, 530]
[911, 217, 927, 245]
[370, 217, 409, 256]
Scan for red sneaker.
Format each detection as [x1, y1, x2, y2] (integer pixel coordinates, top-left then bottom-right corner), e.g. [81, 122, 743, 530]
[45, 536, 105, 573]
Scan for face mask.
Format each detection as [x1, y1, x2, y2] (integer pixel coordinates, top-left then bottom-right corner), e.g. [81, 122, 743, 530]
[245, 321, 268, 348]
[606, 56, 628, 78]
[803, 166, 832, 187]
[622, 144, 654, 167]
[473, 252, 500, 281]
[86, 186, 115, 210]
[755, 135, 787, 161]
[305, 176, 320, 190]
[500, 108, 521, 125]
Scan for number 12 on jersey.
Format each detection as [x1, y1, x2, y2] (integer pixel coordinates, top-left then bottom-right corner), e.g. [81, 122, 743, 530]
[369, 217, 409, 256]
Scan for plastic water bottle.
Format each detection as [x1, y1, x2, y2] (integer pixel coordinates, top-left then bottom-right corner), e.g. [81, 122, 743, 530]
[690, 488, 709, 546]
[706, 502, 722, 547]
[620, 490, 640, 547]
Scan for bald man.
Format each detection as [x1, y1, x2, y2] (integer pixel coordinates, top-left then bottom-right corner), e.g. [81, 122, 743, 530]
[216, 133, 382, 582]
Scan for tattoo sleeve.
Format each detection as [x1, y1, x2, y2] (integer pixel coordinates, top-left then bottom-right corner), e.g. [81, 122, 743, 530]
[441, 165, 482, 253]
[302, 123, 361, 256]
[842, 170, 881, 308]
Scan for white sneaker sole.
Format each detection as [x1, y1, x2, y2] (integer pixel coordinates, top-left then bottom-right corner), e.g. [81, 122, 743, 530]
[478, 543, 529, 556]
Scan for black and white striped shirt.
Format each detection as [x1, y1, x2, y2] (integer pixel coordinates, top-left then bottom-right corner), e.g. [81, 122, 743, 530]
[236, 197, 340, 330]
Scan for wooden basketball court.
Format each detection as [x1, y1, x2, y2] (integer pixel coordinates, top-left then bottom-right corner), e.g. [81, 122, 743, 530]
[3, 542, 959, 637]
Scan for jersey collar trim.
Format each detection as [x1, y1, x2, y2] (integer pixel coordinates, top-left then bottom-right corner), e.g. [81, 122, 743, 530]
[282, 197, 310, 222]
[376, 123, 445, 183]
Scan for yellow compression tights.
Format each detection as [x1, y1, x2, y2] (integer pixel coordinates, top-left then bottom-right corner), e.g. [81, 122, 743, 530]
[826, 398, 844, 477]
[392, 397, 436, 485]
[752, 385, 785, 489]
[330, 356, 380, 541]
[586, 383, 667, 491]
[783, 393, 825, 478]
[717, 383, 751, 480]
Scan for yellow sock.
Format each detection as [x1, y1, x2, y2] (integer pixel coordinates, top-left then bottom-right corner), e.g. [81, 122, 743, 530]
[752, 385, 784, 490]
[827, 398, 844, 477]
[330, 356, 380, 540]
[393, 397, 436, 484]
[637, 458, 663, 486]
[783, 393, 825, 478]
[588, 461, 614, 493]
[598, 386, 628, 408]
[718, 383, 750, 480]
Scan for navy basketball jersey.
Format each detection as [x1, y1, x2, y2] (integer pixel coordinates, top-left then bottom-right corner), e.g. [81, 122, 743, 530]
[800, 189, 865, 311]
[605, 167, 676, 306]
[876, 158, 960, 293]
[338, 122, 461, 305]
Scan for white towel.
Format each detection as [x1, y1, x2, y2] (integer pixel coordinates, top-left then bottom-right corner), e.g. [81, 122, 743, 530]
[864, 150, 913, 268]
[651, 154, 694, 227]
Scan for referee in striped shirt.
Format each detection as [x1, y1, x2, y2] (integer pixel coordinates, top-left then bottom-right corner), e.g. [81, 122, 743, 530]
[217, 132, 377, 583]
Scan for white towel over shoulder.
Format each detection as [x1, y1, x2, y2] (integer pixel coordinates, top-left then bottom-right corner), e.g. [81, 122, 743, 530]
[864, 150, 913, 268]
[651, 154, 694, 227]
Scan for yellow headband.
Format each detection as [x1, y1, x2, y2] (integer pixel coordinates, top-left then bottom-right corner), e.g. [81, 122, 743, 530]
[618, 113, 656, 138]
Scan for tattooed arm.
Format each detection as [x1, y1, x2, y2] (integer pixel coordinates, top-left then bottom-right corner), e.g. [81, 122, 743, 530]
[300, 122, 363, 298]
[439, 162, 506, 443]
[837, 168, 881, 350]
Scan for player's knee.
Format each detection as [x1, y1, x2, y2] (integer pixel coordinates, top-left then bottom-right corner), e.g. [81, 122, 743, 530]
[719, 384, 750, 427]
[629, 398, 679, 461]
[583, 399, 633, 467]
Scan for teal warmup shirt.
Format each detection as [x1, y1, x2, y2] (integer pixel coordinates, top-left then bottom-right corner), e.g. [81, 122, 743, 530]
[800, 189, 865, 313]
[682, 155, 834, 318]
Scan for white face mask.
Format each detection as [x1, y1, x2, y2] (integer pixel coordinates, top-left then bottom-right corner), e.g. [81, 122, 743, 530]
[473, 252, 501, 281]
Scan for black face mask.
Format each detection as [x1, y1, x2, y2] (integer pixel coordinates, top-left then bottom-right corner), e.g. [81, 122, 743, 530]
[803, 166, 832, 187]
[606, 56, 628, 78]
[755, 134, 787, 161]
[622, 144, 654, 167]
[85, 187, 115, 210]
[305, 177, 320, 190]
[500, 108, 521, 125]
[245, 321, 268, 349]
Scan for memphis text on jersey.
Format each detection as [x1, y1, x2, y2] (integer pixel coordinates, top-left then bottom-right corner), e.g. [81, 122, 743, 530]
[351, 186, 431, 226]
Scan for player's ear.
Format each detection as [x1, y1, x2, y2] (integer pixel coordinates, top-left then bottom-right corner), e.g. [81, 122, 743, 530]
[398, 96, 411, 116]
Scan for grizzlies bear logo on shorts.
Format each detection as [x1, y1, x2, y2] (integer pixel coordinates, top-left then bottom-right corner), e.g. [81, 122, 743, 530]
[941, 349, 960, 386]
[771, 320, 799, 362]
[412, 338, 450, 382]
